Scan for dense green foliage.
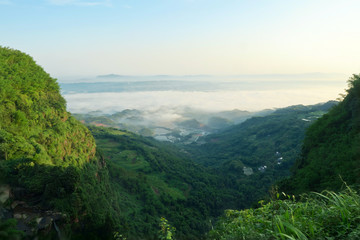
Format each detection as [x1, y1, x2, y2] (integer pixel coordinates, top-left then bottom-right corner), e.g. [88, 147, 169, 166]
[281, 75, 360, 194]
[0, 47, 115, 239]
[0, 47, 96, 167]
[73, 100, 337, 239]
[184, 102, 335, 208]
[2, 46, 358, 240]
[209, 186, 360, 240]
[189, 102, 336, 167]
[0, 47, 248, 239]
[209, 75, 360, 240]
[158, 217, 176, 240]
[0, 218, 24, 240]
[89, 126, 246, 239]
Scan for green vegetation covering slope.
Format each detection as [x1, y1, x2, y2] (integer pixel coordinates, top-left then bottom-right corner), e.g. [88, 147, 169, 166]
[208, 75, 360, 240]
[89, 126, 246, 239]
[281, 75, 360, 194]
[2, 46, 357, 240]
[0, 47, 96, 166]
[0, 47, 251, 239]
[189, 101, 336, 168]
[0, 47, 118, 239]
[184, 102, 336, 207]
[209, 187, 360, 240]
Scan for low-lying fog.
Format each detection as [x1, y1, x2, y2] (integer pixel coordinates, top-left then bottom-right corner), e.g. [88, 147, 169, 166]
[60, 75, 346, 141]
[60, 75, 346, 116]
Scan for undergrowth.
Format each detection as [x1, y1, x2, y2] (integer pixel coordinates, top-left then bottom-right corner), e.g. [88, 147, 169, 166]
[208, 185, 360, 240]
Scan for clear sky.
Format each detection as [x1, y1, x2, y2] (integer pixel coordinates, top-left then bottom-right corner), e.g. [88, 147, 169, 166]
[1, 0, 360, 78]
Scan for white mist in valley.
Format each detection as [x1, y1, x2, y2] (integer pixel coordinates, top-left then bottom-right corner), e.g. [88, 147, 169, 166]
[61, 77, 346, 129]
[63, 79, 345, 111]
[64, 88, 342, 114]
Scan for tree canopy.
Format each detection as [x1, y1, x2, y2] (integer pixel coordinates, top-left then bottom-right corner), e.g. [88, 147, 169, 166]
[0, 46, 96, 167]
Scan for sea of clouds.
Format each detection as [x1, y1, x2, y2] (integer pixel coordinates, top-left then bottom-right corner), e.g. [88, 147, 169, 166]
[59, 77, 347, 126]
[63, 85, 344, 113]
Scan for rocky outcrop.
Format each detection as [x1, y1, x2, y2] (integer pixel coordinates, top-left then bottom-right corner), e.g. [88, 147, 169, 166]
[0, 186, 67, 238]
[0, 185, 10, 204]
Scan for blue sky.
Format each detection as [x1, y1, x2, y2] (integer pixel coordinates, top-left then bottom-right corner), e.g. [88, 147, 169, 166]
[1, 0, 360, 78]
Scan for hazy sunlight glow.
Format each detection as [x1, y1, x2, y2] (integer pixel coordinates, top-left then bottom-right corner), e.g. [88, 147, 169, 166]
[1, 0, 360, 77]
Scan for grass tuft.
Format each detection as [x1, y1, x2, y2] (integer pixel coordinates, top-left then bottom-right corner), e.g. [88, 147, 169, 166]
[209, 187, 360, 239]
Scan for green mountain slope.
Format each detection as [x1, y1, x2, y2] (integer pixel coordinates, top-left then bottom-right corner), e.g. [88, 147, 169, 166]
[189, 101, 336, 167]
[207, 75, 360, 240]
[184, 101, 336, 207]
[0, 47, 96, 166]
[209, 187, 360, 240]
[0, 47, 119, 239]
[0, 46, 245, 239]
[281, 75, 360, 194]
[2, 46, 356, 240]
[89, 126, 246, 239]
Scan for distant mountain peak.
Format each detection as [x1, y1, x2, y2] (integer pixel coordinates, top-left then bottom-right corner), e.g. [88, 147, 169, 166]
[96, 74, 129, 78]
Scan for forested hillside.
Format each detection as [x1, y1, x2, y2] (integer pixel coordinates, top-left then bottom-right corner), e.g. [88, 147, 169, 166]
[0, 47, 250, 239]
[188, 101, 336, 167]
[0, 47, 121, 239]
[0, 47, 257, 239]
[280, 74, 360, 194]
[209, 75, 360, 240]
[88, 126, 240, 239]
[1, 46, 357, 240]
[184, 102, 336, 207]
[0, 47, 96, 166]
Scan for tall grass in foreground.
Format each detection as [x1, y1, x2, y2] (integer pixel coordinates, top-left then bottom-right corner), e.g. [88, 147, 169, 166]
[208, 186, 360, 239]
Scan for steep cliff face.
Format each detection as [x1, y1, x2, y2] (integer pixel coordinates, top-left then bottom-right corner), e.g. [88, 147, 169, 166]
[0, 47, 96, 167]
[281, 75, 360, 194]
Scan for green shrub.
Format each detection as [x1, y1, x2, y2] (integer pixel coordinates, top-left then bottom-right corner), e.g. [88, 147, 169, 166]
[209, 187, 360, 240]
